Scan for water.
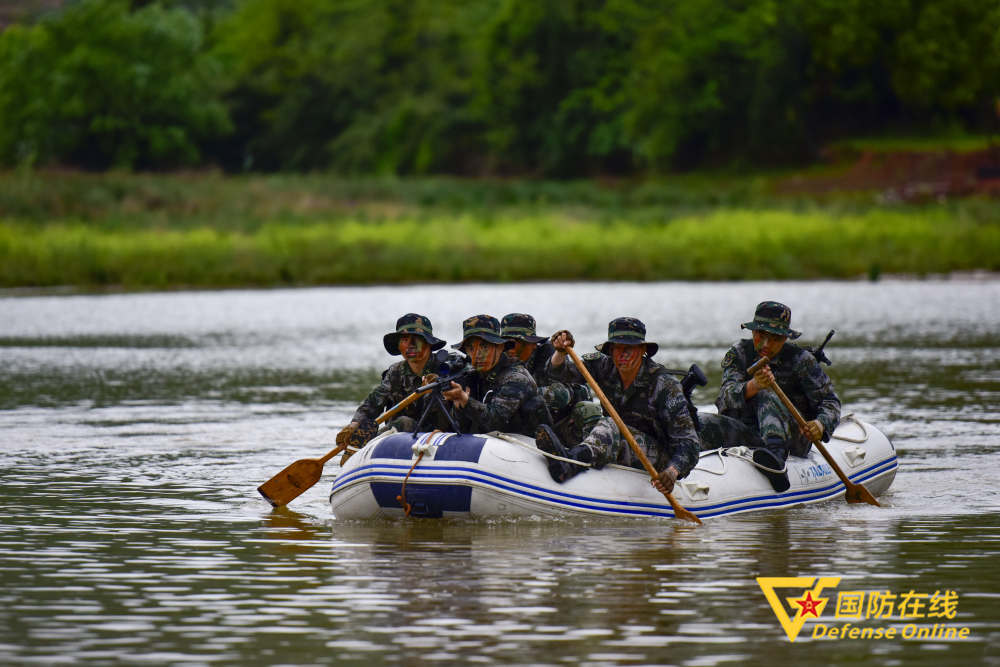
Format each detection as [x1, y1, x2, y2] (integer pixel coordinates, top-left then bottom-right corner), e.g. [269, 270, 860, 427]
[1, 280, 998, 665]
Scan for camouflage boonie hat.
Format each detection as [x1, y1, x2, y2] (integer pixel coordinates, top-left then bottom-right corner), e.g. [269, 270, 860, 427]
[383, 313, 447, 355]
[741, 301, 801, 339]
[452, 314, 513, 350]
[500, 313, 546, 344]
[596, 317, 658, 357]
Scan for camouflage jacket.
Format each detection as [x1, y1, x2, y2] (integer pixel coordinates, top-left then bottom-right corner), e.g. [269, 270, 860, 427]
[456, 354, 550, 437]
[352, 356, 449, 425]
[546, 352, 701, 477]
[715, 339, 841, 439]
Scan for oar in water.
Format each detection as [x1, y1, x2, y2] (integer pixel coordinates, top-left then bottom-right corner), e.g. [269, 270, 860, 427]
[257, 389, 426, 507]
[564, 346, 702, 525]
[747, 356, 880, 506]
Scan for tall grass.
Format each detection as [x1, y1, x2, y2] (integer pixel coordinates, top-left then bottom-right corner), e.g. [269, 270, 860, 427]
[2, 208, 997, 289]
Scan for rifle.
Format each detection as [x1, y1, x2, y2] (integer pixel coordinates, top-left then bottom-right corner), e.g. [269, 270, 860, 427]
[807, 329, 836, 366]
[412, 349, 475, 434]
[665, 363, 709, 431]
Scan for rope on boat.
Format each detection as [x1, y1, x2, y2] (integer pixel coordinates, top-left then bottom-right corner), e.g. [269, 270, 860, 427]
[396, 430, 447, 516]
[830, 413, 868, 443]
[491, 431, 593, 470]
[721, 446, 788, 475]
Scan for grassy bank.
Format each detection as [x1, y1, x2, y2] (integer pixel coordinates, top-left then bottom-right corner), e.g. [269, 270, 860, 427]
[1, 170, 998, 289]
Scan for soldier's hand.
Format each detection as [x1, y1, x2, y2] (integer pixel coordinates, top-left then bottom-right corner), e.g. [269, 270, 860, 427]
[752, 364, 774, 391]
[336, 421, 360, 447]
[550, 330, 575, 350]
[652, 465, 679, 495]
[800, 419, 823, 443]
[442, 381, 469, 408]
[421, 373, 439, 386]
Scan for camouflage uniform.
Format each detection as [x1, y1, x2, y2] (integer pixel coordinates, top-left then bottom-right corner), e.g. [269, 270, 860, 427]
[715, 303, 841, 461]
[452, 314, 551, 437]
[352, 354, 455, 432]
[547, 351, 701, 479]
[351, 313, 450, 433]
[500, 313, 594, 433]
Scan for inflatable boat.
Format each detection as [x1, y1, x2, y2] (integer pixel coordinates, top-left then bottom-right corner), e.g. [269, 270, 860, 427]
[328, 414, 897, 520]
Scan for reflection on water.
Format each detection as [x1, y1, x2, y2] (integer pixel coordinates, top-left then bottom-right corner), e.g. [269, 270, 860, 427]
[1, 281, 999, 665]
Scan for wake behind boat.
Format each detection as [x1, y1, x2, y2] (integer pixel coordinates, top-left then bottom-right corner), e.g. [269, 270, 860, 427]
[329, 414, 897, 520]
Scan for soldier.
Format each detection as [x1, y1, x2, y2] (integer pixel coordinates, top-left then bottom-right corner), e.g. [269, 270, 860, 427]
[441, 315, 550, 437]
[714, 301, 841, 491]
[540, 317, 701, 495]
[336, 313, 448, 449]
[500, 313, 597, 435]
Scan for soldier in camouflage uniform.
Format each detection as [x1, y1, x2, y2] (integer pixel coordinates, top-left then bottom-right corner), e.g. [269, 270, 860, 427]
[441, 315, 551, 437]
[500, 313, 599, 445]
[337, 313, 449, 448]
[539, 317, 701, 494]
[713, 301, 841, 490]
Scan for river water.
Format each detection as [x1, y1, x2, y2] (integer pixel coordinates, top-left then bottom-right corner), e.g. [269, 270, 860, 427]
[1, 280, 998, 666]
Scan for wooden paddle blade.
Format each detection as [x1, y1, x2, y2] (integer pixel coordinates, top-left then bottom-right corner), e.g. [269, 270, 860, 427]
[672, 502, 703, 524]
[845, 482, 881, 507]
[257, 458, 324, 507]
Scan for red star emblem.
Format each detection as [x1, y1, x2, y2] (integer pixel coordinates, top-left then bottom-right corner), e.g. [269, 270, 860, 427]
[793, 591, 824, 618]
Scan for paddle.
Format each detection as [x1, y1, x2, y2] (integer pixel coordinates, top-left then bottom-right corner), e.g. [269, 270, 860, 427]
[564, 346, 702, 524]
[257, 389, 426, 507]
[747, 356, 880, 506]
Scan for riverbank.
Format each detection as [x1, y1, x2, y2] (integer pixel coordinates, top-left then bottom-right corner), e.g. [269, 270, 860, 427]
[1, 166, 998, 289]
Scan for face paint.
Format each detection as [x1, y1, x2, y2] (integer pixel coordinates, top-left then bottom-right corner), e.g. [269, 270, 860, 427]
[752, 331, 787, 359]
[507, 340, 534, 362]
[611, 343, 643, 374]
[466, 338, 502, 372]
[399, 334, 430, 364]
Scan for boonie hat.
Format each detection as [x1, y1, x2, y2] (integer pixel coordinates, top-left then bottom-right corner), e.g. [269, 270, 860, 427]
[453, 314, 513, 350]
[383, 313, 447, 355]
[741, 301, 801, 339]
[596, 317, 658, 357]
[500, 313, 547, 344]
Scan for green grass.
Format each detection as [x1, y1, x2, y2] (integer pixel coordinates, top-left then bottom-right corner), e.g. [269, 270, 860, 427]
[1, 169, 998, 289]
[2, 207, 997, 288]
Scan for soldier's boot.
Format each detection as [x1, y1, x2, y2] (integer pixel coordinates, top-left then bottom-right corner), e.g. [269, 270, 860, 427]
[753, 436, 790, 493]
[535, 425, 590, 483]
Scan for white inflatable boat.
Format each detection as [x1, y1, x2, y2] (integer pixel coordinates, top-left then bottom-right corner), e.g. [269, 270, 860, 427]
[328, 414, 897, 520]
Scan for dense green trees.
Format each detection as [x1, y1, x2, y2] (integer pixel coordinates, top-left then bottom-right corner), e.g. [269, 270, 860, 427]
[0, 0, 997, 175]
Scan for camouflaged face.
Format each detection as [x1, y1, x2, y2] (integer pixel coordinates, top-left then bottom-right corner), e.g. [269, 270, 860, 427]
[384, 312, 446, 354]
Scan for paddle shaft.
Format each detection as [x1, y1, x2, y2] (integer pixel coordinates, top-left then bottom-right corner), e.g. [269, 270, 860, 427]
[747, 356, 880, 506]
[564, 347, 702, 524]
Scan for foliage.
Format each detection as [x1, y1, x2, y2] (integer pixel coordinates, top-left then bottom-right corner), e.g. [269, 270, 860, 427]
[2, 0, 999, 175]
[0, 0, 230, 169]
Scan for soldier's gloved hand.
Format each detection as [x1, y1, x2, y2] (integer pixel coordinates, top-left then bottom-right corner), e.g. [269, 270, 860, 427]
[336, 421, 360, 448]
[652, 465, 679, 495]
[752, 364, 774, 391]
[442, 381, 469, 408]
[550, 330, 575, 350]
[800, 419, 823, 443]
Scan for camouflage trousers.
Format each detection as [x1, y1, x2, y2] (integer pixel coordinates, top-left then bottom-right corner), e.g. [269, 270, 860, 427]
[573, 416, 666, 471]
[713, 390, 812, 462]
